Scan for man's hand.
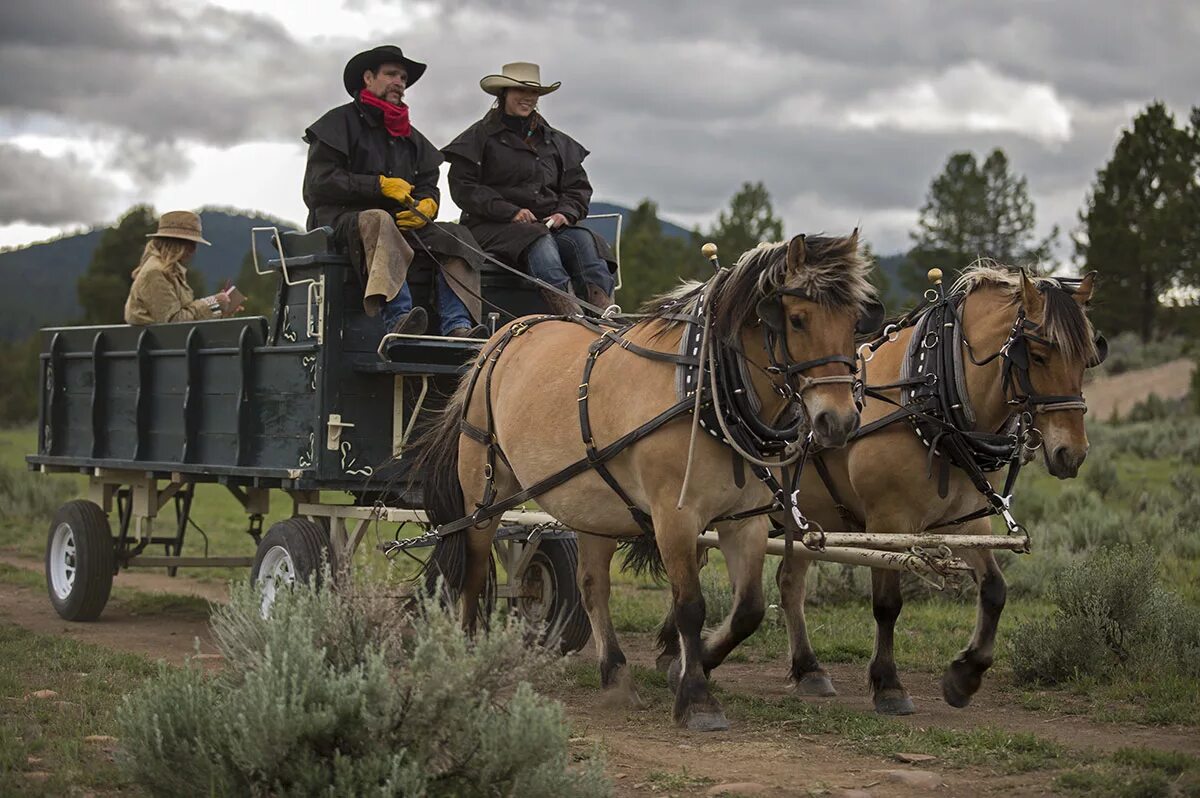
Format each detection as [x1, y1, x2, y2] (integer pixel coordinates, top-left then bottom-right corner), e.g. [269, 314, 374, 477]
[544, 213, 569, 229]
[396, 197, 438, 230]
[379, 176, 414, 204]
[511, 208, 537, 223]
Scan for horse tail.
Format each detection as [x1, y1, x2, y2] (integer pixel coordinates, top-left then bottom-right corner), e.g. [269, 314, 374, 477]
[402, 369, 476, 597]
[618, 533, 666, 582]
[411, 373, 472, 528]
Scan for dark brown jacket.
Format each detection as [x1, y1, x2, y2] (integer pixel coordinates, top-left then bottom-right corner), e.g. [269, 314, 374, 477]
[443, 110, 614, 269]
[302, 98, 481, 270]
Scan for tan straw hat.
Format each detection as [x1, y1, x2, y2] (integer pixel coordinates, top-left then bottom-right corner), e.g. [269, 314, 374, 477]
[480, 62, 561, 96]
[147, 210, 210, 246]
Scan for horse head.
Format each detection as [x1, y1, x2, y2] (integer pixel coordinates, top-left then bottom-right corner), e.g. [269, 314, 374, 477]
[958, 266, 1105, 479]
[718, 230, 881, 449]
[1014, 270, 1104, 477]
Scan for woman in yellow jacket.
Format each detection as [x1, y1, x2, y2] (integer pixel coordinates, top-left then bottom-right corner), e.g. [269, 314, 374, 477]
[124, 211, 242, 325]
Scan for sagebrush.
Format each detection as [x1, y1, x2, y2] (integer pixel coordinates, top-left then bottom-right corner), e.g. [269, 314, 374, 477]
[117, 578, 611, 797]
[1009, 546, 1200, 685]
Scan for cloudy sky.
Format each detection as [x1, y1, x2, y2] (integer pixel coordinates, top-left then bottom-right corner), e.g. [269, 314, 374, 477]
[0, 0, 1196, 259]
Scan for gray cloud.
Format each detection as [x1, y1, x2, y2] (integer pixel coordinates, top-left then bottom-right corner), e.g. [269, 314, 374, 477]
[0, 0, 1196, 254]
[0, 144, 119, 225]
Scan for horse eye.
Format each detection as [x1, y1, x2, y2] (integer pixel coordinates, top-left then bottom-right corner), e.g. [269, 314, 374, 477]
[1031, 351, 1048, 366]
[788, 315, 805, 331]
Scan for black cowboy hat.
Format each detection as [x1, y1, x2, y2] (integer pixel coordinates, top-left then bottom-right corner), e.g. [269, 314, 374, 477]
[342, 45, 427, 96]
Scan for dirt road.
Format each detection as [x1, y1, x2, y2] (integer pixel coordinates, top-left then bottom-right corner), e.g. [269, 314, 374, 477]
[2, 563, 1195, 797]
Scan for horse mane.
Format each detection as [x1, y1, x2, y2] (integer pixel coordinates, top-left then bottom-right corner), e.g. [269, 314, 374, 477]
[640, 233, 875, 344]
[950, 260, 1098, 364]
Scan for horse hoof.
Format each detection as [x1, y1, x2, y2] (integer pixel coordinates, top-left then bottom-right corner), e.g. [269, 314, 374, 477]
[874, 690, 915, 715]
[684, 708, 730, 732]
[941, 670, 974, 708]
[666, 658, 682, 695]
[791, 672, 837, 697]
[602, 667, 647, 710]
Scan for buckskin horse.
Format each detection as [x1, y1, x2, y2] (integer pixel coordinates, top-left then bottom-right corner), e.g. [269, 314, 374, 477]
[418, 232, 881, 730]
[661, 264, 1105, 715]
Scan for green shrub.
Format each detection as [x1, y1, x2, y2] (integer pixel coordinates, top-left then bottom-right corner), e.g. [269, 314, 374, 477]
[1010, 546, 1200, 686]
[1082, 457, 1120, 498]
[0, 461, 76, 523]
[117, 579, 611, 797]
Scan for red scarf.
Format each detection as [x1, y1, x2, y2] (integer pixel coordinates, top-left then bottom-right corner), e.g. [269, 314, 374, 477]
[358, 89, 411, 137]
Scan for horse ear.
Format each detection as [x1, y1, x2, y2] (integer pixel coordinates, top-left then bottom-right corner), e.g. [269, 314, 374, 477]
[1019, 269, 1044, 316]
[1073, 271, 1097, 305]
[786, 234, 807, 272]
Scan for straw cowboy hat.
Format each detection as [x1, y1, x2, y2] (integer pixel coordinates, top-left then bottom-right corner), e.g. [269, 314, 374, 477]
[147, 210, 210, 246]
[480, 62, 561, 96]
[343, 45, 427, 96]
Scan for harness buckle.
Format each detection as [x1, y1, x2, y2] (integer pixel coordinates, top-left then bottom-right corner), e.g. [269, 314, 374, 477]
[482, 463, 493, 480]
[510, 320, 531, 336]
[577, 382, 590, 401]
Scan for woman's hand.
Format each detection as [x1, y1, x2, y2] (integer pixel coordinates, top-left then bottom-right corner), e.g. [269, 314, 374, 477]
[511, 208, 537, 223]
[544, 213, 569, 229]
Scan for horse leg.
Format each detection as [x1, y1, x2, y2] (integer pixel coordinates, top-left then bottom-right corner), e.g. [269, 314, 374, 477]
[698, 519, 767, 673]
[941, 546, 1006, 708]
[776, 552, 837, 696]
[655, 606, 681, 673]
[658, 511, 728, 730]
[576, 534, 645, 708]
[459, 520, 501, 633]
[868, 567, 914, 715]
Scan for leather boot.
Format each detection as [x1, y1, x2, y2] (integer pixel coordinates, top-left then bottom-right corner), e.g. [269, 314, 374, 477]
[585, 284, 616, 317]
[540, 287, 581, 317]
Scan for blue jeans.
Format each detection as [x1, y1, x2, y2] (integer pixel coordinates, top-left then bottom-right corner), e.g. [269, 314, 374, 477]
[523, 228, 614, 296]
[382, 271, 474, 334]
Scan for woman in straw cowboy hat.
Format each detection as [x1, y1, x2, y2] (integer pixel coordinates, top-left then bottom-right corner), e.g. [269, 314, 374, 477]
[124, 210, 243, 325]
[443, 62, 617, 315]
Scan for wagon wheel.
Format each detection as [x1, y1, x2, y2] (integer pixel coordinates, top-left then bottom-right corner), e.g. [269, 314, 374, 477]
[510, 537, 591, 655]
[425, 534, 497, 623]
[251, 518, 333, 616]
[45, 500, 115, 622]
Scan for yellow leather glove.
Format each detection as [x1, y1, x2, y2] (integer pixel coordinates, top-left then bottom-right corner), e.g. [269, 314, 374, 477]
[379, 175, 414, 204]
[395, 198, 438, 230]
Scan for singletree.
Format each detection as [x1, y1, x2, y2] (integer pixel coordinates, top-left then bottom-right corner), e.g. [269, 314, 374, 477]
[903, 149, 1055, 300]
[1076, 101, 1200, 341]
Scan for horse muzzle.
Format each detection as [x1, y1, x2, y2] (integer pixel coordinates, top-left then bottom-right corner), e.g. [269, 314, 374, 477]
[810, 406, 860, 449]
[1045, 442, 1087, 479]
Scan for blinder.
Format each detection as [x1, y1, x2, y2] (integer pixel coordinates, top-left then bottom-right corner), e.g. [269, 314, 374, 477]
[856, 298, 887, 336]
[755, 294, 786, 331]
[1088, 333, 1108, 368]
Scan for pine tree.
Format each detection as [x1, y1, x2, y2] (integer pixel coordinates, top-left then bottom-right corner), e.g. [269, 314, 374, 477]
[614, 200, 701, 311]
[703, 181, 784, 265]
[902, 149, 1055, 300]
[234, 249, 280, 318]
[1076, 102, 1200, 341]
[77, 205, 158, 324]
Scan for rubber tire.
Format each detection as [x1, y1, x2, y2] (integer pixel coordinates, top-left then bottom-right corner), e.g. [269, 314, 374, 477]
[425, 536, 497, 621]
[250, 517, 333, 588]
[510, 537, 591, 655]
[45, 500, 115, 622]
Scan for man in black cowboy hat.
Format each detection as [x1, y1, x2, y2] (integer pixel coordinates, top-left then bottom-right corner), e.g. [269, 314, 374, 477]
[302, 45, 486, 338]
